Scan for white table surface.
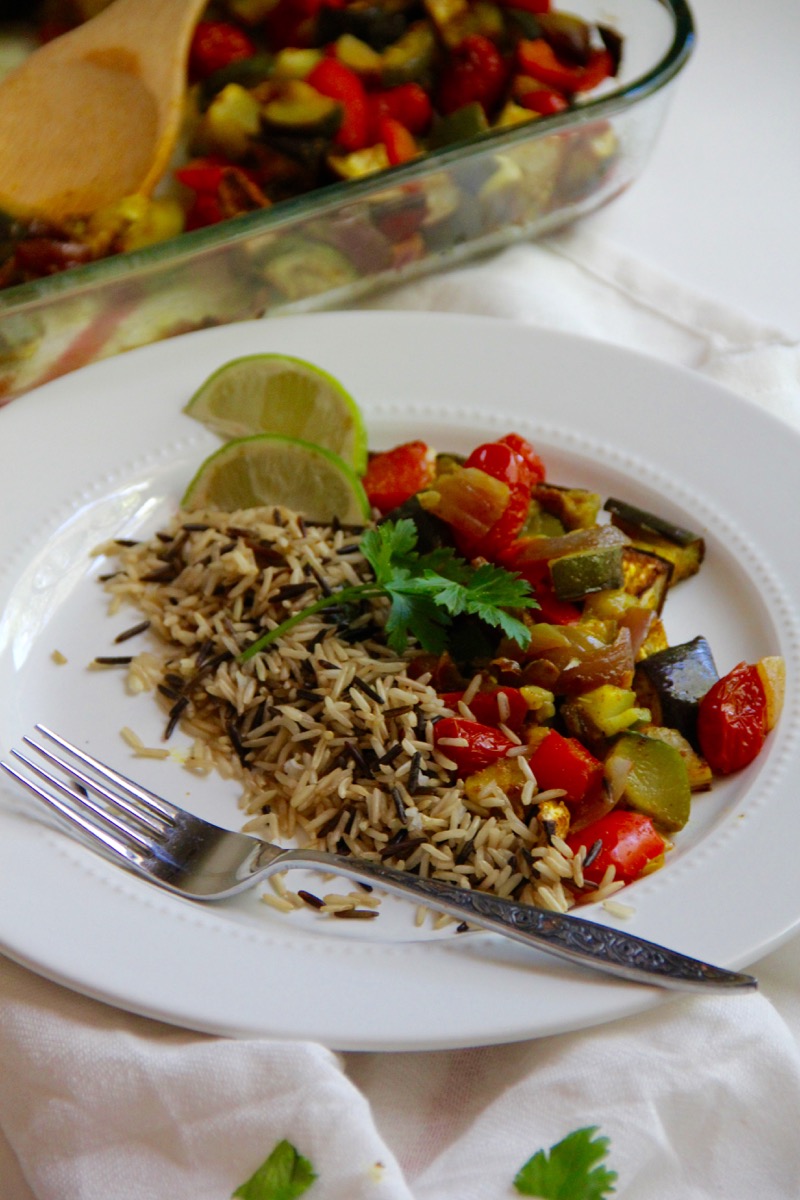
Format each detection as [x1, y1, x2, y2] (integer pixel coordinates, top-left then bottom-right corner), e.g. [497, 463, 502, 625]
[584, 0, 800, 337]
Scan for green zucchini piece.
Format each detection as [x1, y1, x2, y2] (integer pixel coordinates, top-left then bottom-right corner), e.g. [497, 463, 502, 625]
[549, 543, 625, 601]
[605, 497, 705, 584]
[533, 482, 602, 531]
[562, 684, 651, 755]
[317, 0, 413, 52]
[196, 54, 274, 111]
[427, 102, 489, 149]
[258, 238, 359, 301]
[621, 547, 673, 613]
[606, 731, 691, 832]
[642, 726, 713, 792]
[261, 81, 344, 137]
[379, 20, 438, 86]
[634, 635, 719, 749]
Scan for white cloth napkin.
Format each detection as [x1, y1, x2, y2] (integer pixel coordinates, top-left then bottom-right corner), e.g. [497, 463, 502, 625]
[2, 227, 800, 1200]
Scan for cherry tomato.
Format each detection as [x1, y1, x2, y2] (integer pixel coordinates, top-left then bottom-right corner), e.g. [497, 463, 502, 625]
[362, 441, 436, 514]
[433, 717, 516, 776]
[188, 21, 257, 82]
[566, 810, 666, 886]
[438, 34, 509, 117]
[439, 686, 529, 731]
[498, 433, 546, 484]
[307, 58, 369, 151]
[697, 662, 768, 775]
[456, 439, 535, 560]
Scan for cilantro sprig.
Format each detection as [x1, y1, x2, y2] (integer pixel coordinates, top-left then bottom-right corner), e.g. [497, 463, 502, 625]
[514, 1126, 617, 1199]
[240, 517, 537, 661]
[233, 1140, 316, 1200]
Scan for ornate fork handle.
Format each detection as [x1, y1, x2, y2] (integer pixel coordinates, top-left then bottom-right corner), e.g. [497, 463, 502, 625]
[271, 848, 756, 992]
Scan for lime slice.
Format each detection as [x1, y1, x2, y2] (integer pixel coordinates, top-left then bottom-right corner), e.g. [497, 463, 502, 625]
[181, 433, 371, 523]
[183, 354, 368, 473]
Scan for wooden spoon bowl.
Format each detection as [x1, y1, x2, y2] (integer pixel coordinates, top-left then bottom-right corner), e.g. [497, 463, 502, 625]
[0, 0, 208, 223]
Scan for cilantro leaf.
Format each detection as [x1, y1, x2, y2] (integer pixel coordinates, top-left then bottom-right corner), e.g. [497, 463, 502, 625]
[240, 518, 537, 660]
[233, 1140, 317, 1200]
[514, 1127, 617, 1200]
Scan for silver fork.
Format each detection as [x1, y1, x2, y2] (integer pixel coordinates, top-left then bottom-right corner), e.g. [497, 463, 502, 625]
[1, 724, 756, 993]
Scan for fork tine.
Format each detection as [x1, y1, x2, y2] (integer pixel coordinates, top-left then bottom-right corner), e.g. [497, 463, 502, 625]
[20, 734, 165, 836]
[1, 756, 146, 867]
[34, 724, 178, 821]
[9, 748, 157, 850]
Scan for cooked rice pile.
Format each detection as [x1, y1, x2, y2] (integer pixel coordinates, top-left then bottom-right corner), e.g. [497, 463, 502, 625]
[97, 506, 624, 917]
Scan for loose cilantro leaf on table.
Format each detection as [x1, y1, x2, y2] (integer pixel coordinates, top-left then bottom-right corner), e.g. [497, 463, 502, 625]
[232, 1139, 317, 1200]
[514, 1127, 617, 1199]
[240, 518, 537, 660]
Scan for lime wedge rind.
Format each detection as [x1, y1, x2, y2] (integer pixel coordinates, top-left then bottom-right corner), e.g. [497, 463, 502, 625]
[183, 353, 368, 474]
[181, 432, 371, 525]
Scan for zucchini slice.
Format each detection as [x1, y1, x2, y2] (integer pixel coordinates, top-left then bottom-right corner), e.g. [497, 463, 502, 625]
[605, 497, 705, 584]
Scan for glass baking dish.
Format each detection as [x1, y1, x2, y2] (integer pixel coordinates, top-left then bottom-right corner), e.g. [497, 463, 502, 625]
[0, 0, 693, 403]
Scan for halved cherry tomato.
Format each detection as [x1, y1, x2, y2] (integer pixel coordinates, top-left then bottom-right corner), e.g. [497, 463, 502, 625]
[456, 439, 535, 560]
[498, 0, 550, 11]
[362, 441, 436, 514]
[188, 21, 257, 82]
[498, 433, 546, 484]
[433, 717, 515, 776]
[697, 662, 768, 775]
[438, 34, 509, 117]
[566, 810, 666, 886]
[527, 728, 603, 804]
[307, 58, 369, 151]
[439, 686, 529, 731]
[517, 39, 613, 94]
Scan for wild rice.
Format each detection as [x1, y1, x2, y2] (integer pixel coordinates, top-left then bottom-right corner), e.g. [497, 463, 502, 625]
[97, 504, 618, 916]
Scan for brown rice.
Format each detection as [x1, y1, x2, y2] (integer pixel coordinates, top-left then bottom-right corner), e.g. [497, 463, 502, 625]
[95, 505, 625, 916]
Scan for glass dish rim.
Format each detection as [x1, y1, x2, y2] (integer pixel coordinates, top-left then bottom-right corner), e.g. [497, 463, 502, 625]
[0, 0, 695, 317]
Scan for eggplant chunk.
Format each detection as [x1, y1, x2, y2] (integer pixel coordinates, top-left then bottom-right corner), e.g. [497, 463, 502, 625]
[634, 635, 719, 749]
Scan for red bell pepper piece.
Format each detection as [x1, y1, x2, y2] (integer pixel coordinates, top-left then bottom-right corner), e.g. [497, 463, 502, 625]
[379, 116, 419, 166]
[527, 729, 603, 804]
[438, 34, 509, 117]
[518, 86, 569, 115]
[362, 441, 436, 515]
[566, 810, 666, 886]
[439, 686, 529, 731]
[307, 58, 370, 151]
[697, 662, 768, 775]
[188, 21, 257, 82]
[517, 39, 613, 94]
[367, 84, 433, 138]
[498, 0, 550, 12]
[433, 717, 515, 776]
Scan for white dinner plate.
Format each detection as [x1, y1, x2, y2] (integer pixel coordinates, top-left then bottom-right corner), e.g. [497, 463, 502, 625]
[0, 311, 798, 1051]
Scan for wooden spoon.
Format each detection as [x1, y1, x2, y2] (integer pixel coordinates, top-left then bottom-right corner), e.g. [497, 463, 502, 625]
[0, 0, 208, 223]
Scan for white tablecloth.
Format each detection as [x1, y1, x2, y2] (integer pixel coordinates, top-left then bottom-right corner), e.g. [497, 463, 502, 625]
[2, 226, 800, 1199]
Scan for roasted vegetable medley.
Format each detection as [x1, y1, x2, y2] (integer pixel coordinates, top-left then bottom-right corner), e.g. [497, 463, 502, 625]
[1, 0, 623, 289]
[358, 431, 784, 887]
